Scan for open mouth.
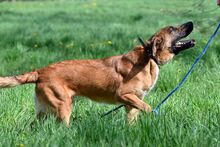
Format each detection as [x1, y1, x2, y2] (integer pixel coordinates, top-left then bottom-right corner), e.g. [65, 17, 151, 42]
[174, 39, 195, 51]
[172, 21, 195, 55]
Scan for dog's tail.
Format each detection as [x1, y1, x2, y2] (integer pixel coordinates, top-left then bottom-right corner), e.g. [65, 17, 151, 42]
[0, 71, 38, 88]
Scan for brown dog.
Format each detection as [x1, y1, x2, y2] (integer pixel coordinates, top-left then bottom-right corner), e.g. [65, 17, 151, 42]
[0, 22, 195, 125]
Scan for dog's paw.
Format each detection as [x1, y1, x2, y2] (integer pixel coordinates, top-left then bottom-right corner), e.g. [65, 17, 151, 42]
[145, 105, 152, 113]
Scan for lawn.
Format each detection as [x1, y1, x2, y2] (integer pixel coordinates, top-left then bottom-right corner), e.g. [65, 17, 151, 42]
[0, 0, 220, 146]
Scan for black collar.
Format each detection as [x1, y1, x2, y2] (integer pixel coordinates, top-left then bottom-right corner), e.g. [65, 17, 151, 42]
[138, 37, 158, 65]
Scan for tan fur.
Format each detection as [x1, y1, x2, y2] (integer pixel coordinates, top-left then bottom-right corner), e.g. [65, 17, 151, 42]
[0, 22, 194, 125]
[0, 77, 20, 88]
[0, 71, 38, 88]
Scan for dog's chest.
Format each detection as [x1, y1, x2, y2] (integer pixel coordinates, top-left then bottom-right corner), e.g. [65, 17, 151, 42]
[138, 63, 159, 96]
[119, 61, 159, 99]
[148, 64, 159, 90]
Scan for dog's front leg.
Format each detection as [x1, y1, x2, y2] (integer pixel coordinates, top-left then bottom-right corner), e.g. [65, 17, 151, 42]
[125, 105, 140, 124]
[124, 92, 147, 123]
[119, 93, 151, 112]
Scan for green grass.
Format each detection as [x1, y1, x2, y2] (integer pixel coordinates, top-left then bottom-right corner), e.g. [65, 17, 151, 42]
[0, 0, 220, 146]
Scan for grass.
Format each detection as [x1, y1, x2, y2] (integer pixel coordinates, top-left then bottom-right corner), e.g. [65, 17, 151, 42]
[0, 0, 220, 146]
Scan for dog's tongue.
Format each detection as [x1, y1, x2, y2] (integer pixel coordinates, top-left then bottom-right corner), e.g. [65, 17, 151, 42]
[175, 39, 195, 50]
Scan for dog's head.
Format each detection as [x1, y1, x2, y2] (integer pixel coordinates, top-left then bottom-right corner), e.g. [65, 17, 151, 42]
[146, 21, 195, 64]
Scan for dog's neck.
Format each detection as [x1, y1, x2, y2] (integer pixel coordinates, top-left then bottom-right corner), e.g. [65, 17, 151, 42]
[119, 46, 158, 82]
[123, 46, 152, 66]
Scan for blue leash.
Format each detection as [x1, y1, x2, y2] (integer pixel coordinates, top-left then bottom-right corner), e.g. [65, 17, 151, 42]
[101, 22, 220, 117]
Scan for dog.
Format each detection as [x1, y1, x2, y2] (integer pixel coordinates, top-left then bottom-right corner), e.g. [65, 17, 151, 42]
[0, 21, 195, 125]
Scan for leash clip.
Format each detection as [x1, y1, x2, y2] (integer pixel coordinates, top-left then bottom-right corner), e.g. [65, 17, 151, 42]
[152, 109, 159, 115]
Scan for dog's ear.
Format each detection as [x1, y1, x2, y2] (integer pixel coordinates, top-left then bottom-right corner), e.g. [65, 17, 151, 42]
[151, 37, 163, 56]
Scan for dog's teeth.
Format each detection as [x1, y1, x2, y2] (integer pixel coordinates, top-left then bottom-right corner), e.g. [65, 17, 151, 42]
[176, 41, 186, 45]
[176, 42, 183, 45]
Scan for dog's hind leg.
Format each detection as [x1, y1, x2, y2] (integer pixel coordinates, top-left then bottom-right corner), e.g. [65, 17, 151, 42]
[35, 84, 74, 126]
[56, 97, 73, 125]
[34, 94, 48, 120]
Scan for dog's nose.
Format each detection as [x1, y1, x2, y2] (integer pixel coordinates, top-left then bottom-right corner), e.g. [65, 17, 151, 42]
[185, 21, 193, 28]
[185, 21, 193, 26]
[181, 21, 193, 30]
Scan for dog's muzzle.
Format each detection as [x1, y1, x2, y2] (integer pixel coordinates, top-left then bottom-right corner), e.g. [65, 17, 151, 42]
[172, 21, 195, 55]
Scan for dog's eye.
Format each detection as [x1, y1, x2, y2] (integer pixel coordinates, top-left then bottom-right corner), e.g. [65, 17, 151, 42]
[169, 27, 176, 32]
